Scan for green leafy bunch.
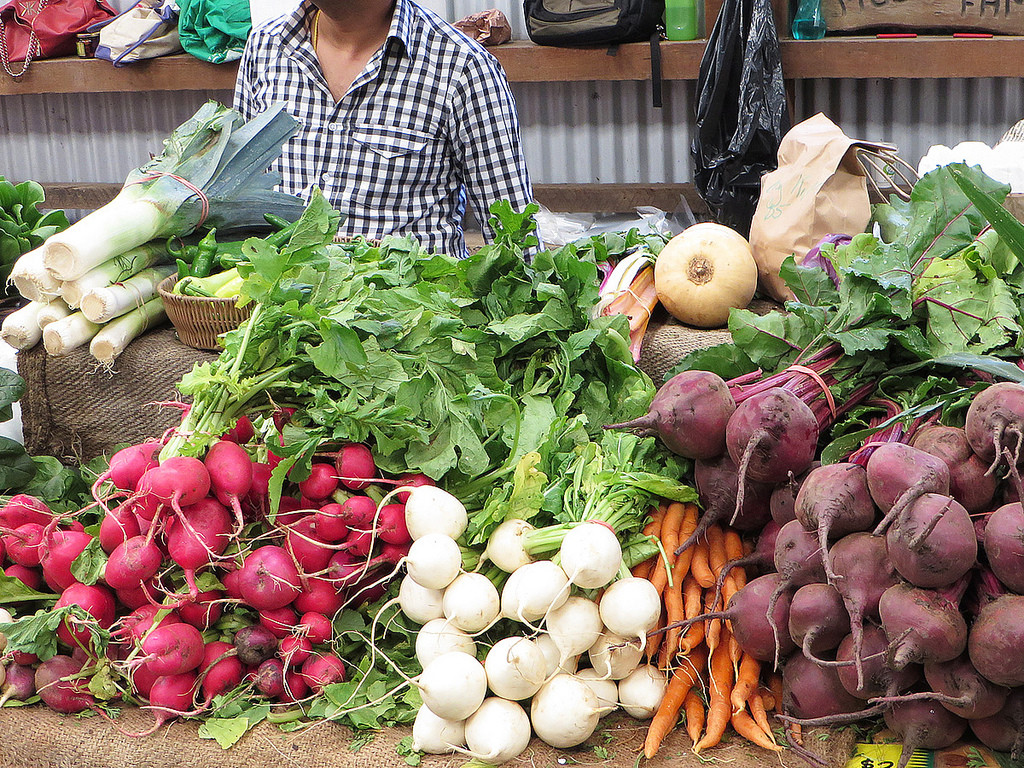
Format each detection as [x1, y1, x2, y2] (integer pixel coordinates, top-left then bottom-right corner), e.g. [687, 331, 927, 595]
[0, 177, 69, 294]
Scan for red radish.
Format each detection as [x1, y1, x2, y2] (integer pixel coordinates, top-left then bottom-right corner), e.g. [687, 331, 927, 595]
[198, 641, 243, 700]
[204, 440, 253, 527]
[911, 425, 998, 514]
[376, 503, 410, 545]
[866, 443, 950, 536]
[128, 492, 162, 522]
[335, 444, 376, 490]
[35, 655, 93, 714]
[93, 441, 161, 496]
[339, 495, 377, 529]
[280, 635, 312, 666]
[314, 503, 348, 542]
[55, 583, 116, 649]
[284, 515, 333, 573]
[5, 523, 44, 567]
[234, 624, 279, 666]
[130, 662, 161, 699]
[259, 606, 296, 639]
[222, 415, 255, 444]
[5, 564, 42, 590]
[237, 545, 301, 610]
[114, 604, 180, 644]
[280, 669, 309, 703]
[243, 461, 273, 518]
[0, 664, 35, 706]
[116, 579, 160, 611]
[0, 494, 51, 529]
[396, 473, 434, 503]
[254, 658, 286, 697]
[293, 577, 345, 616]
[136, 456, 211, 514]
[165, 497, 232, 598]
[298, 462, 339, 501]
[275, 496, 306, 526]
[222, 569, 245, 601]
[0, 536, 5, 562]
[298, 612, 333, 645]
[178, 590, 223, 630]
[272, 406, 296, 431]
[605, 369, 736, 459]
[104, 535, 163, 590]
[300, 651, 346, 693]
[99, 503, 142, 553]
[339, 528, 374, 558]
[139, 623, 205, 676]
[40, 529, 94, 591]
[133, 671, 198, 736]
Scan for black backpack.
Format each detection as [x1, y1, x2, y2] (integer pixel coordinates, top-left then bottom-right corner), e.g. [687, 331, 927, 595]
[523, 0, 666, 46]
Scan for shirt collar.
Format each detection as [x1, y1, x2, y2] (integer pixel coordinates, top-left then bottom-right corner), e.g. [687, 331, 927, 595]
[278, 1, 417, 59]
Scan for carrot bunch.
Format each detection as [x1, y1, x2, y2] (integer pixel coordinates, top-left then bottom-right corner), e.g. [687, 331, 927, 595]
[636, 503, 782, 759]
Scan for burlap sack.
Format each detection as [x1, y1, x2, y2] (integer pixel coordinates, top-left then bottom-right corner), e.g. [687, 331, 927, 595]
[17, 326, 216, 463]
[0, 705, 859, 768]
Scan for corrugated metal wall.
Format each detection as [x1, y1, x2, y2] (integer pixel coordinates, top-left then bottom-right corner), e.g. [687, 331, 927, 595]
[3, 0, 1024, 200]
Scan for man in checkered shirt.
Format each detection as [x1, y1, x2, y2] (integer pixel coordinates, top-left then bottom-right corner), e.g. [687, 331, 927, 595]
[234, 0, 535, 257]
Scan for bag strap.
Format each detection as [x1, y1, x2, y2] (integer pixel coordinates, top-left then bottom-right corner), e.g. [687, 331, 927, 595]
[0, 0, 50, 78]
[650, 30, 663, 109]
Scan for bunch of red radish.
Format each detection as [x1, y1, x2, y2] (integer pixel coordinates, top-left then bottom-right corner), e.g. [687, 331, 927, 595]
[614, 372, 1024, 768]
[0, 417, 432, 733]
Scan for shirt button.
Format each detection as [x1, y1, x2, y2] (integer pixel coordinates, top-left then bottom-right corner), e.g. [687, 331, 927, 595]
[321, 173, 330, 183]
[329, 123, 342, 132]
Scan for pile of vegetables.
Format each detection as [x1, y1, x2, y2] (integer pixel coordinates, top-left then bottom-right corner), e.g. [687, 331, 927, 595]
[605, 162, 1024, 767]
[0, 177, 68, 302]
[1, 101, 305, 365]
[0, 188, 707, 762]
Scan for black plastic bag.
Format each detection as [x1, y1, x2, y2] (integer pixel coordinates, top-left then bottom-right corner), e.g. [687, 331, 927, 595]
[691, 0, 790, 237]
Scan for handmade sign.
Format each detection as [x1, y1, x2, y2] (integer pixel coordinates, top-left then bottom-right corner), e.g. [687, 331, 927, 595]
[821, 0, 1024, 34]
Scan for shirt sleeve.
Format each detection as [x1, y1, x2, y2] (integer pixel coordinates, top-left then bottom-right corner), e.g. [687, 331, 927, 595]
[450, 52, 535, 246]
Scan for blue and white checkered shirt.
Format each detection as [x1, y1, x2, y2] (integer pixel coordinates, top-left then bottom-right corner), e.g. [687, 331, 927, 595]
[233, 0, 535, 257]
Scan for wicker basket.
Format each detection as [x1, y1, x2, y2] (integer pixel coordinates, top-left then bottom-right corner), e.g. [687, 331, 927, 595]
[157, 275, 252, 351]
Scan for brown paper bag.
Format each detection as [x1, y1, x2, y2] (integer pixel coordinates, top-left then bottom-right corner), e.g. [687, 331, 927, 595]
[748, 113, 903, 302]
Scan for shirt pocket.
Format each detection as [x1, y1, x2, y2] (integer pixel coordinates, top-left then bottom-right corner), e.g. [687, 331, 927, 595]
[349, 127, 433, 160]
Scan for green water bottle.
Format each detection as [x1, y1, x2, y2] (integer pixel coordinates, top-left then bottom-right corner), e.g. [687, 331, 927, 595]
[664, 0, 698, 41]
[791, 0, 826, 39]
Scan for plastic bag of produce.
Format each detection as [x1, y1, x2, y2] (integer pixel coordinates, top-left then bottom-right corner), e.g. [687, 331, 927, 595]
[93, 0, 182, 66]
[175, 0, 248, 63]
[690, 0, 789, 239]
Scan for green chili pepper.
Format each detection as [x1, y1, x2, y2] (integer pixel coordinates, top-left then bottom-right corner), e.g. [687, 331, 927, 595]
[263, 213, 292, 231]
[176, 259, 190, 280]
[190, 228, 219, 278]
[265, 218, 302, 248]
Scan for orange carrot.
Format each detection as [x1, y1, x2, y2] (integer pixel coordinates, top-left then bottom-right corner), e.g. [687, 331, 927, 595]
[684, 690, 705, 748]
[704, 587, 721, 655]
[790, 721, 804, 746]
[693, 632, 733, 754]
[730, 654, 761, 714]
[649, 503, 685, 596]
[647, 610, 666, 663]
[678, 575, 705, 654]
[659, 577, 684, 669]
[707, 524, 727, 579]
[732, 709, 782, 752]
[749, 689, 775, 740]
[769, 673, 784, 714]
[644, 645, 707, 758]
[724, 528, 744, 561]
[690, 536, 713, 589]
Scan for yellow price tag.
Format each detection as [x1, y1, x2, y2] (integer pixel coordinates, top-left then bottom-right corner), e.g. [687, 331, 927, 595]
[844, 743, 933, 768]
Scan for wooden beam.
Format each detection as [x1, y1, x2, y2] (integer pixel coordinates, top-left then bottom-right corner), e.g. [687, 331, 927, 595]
[41, 181, 705, 216]
[0, 56, 237, 96]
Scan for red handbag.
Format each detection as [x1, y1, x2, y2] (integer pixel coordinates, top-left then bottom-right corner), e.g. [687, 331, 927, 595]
[0, 0, 115, 76]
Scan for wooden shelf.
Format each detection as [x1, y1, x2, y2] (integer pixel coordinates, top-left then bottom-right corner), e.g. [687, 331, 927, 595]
[3, 36, 1023, 96]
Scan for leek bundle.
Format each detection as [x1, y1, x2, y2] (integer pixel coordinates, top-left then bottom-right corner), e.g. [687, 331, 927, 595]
[43, 101, 305, 281]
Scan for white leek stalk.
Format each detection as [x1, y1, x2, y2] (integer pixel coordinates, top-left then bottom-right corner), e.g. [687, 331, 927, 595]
[90, 297, 166, 365]
[60, 241, 171, 308]
[42, 192, 165, 281]
[36, 299, 73, 329]
[10, 246, 61, 303]
[1, 301, 47, 350]
[42, 311, 102, 356]
[80, 265, 175, 324]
